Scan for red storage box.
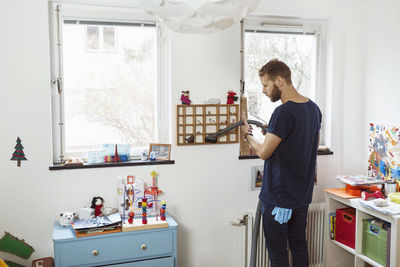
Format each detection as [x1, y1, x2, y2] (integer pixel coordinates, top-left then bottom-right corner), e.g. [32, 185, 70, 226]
[335, 208, 356, 249]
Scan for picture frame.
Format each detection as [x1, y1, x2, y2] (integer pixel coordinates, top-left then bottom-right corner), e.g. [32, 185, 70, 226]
[148, 143, 172, 160]
[250, 165, 264, 191]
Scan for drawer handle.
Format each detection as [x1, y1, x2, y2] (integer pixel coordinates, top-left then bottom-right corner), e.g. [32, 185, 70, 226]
[92, 250, 99, 256]
[140, 244, 147, 250]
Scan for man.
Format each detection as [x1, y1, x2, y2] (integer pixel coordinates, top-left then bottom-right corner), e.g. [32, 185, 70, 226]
[240, 59, 321, 267]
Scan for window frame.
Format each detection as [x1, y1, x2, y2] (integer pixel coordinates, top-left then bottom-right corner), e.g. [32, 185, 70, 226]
[49, 3, 171, 163]
[241, 16, 328, 146]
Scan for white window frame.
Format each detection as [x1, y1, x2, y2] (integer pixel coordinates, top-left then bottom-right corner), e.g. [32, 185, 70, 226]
[242, 16, 329, 146]
[49, 3, 171, 163]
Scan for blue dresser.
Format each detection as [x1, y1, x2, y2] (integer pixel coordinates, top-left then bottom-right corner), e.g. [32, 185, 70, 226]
[53, 216, 178, 267]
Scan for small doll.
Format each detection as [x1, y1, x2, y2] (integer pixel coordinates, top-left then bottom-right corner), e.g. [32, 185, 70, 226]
[227, 90, 238, 104]
[91, 196, 104, 217]
[180, 90, 192, 105]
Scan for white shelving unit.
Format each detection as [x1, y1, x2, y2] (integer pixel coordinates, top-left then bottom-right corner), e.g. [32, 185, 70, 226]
[325, 191, 400, 267]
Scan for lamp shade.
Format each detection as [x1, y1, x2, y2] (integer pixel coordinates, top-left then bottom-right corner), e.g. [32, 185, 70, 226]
[136, 0, 260, 33]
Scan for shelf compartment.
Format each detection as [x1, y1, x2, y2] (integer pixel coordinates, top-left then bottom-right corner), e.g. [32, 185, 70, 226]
[357, 254, 384, 267]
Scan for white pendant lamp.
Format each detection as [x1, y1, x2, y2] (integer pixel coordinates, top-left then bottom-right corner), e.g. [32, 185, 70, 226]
[136, 0, 260, 33]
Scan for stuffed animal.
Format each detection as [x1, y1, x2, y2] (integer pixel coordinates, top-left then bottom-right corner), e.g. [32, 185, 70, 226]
[227, 91, 238, 104]
[91, 196, 104, 217]
[59, 212, 76, 226]
[180, 90, 191, 105]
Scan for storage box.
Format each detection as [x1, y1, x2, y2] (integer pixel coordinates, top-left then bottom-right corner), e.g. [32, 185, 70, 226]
[335, 208, 356, 248]
[362, 219, 390, 266]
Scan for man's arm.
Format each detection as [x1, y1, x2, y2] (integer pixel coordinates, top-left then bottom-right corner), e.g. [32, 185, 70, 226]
[240, 119, 282, 160]
[245, 132, 282, 160]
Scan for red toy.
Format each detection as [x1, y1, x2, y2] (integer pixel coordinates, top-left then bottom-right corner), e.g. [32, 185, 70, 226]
[91, 196, 104, 217]
[226, 91, 238, 104]
[180, 90, 191, 105]
[361, 190, 383, 200]
[128, 211, 135, 224]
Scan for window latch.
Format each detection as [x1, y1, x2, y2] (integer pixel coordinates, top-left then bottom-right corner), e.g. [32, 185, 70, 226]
[52, 77, 62, 94]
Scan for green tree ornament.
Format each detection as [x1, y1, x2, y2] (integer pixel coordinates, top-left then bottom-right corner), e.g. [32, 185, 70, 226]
[10, 137, 27, 167]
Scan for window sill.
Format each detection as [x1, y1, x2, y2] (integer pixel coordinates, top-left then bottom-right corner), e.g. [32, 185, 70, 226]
[49, 159, 175, 170]
[238, 150, 333, 160]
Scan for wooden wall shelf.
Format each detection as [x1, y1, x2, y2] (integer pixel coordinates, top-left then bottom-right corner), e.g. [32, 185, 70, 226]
[176, 104, 239, 145]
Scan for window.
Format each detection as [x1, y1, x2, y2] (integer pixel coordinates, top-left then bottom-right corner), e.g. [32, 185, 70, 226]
[49, 4, 170, 163]
[242, 17, 326, 143]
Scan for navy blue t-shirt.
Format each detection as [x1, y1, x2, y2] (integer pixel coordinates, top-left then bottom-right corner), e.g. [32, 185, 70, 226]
[259, 100, 321, 209]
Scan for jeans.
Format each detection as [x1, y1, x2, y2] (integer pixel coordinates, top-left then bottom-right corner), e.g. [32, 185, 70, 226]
[261, 202, 309, 267]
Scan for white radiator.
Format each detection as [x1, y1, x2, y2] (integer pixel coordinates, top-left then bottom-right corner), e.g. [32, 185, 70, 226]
[241, 202, 326, 267]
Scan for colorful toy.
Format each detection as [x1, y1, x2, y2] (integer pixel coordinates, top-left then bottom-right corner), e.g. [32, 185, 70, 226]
[0, 232, 35, 259]
[226, 90, 238, 104]
[142, 197, 148, 224]
[180, 90, 191, 105]
[160, 200, 166, 221]
[10, 137, 27, 167]
[91, 197, 104, 217]
[120, 171, 169, 231]
[361, 190, 383, 200]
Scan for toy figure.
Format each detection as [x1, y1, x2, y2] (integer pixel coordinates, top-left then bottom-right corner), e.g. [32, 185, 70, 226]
[59, 212, 76, 226]
[91, 196, 104, 217]
[226, 90, 238, 104]
[180, 90, 191, 105]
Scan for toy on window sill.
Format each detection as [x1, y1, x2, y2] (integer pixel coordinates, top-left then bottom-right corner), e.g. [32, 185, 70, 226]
[226, 90, 238, 104]
[91, 196, 104, 217]
[114, 144, 120, 163]
[180, 90, 191, 105]
[64, 157, 84, 166]
[10, 137, 27, 167]
[149, 151, 157, 161]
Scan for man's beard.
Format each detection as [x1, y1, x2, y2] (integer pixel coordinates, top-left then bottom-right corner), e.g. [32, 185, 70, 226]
[269, 84, 281, 102]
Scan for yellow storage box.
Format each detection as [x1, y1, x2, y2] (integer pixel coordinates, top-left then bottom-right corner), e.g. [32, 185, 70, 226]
[388, 192, 400, 204]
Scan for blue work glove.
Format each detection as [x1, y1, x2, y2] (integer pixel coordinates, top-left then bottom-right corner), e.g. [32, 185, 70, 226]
[271, 207, 293, 224]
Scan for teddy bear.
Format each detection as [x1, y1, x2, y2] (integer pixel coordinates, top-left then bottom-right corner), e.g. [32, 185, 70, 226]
[59, 212, 76, 226]
[227, 91, 238, 104]
[180, 90, 191, 105]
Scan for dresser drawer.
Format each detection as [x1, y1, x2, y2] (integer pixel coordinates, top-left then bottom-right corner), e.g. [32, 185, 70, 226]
[56, 231, 173, 266]
[108, 257, 173, 267]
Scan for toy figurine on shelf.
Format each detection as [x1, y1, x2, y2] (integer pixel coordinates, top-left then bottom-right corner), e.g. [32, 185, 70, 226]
[226, 90, 238, 104]
[180, 90, 191, 105]
[91, 196, 104, 217]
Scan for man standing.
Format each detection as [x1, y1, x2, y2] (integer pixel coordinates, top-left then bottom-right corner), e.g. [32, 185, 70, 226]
[240, 59, 321, 267]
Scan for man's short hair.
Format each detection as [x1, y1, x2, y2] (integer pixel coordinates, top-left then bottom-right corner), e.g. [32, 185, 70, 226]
[259, 59, 292, 85]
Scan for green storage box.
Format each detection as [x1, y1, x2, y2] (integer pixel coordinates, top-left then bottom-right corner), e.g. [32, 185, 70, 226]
[362, 219, 389, 266]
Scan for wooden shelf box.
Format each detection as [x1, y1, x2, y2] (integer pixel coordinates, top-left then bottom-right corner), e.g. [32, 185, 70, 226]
[177, 104, 239, 145]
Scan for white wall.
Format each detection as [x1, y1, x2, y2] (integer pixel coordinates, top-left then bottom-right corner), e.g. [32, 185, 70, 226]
[364, 0, 400, 159]
[0, 0, 372, 266]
